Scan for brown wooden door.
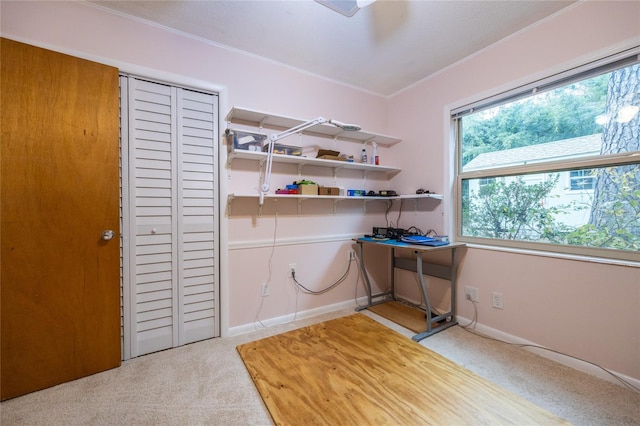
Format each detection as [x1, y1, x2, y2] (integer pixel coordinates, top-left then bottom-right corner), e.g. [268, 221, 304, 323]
[1, 38, 121, 400]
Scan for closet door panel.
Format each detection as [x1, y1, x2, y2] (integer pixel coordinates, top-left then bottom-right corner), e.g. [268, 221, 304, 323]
[123, 77, 219, 357]
[177, 88, 217, 345]
[129, 78, 178, 355]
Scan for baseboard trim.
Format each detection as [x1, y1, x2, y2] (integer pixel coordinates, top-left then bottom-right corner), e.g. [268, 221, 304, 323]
[456, 315, 640, 390]
[228, 298, 368, 336]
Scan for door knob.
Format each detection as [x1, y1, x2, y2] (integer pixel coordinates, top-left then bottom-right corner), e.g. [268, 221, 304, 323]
[101, 230, 115, 241]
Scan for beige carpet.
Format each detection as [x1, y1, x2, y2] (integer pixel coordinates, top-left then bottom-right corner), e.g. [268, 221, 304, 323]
[1, 308, 638, 425]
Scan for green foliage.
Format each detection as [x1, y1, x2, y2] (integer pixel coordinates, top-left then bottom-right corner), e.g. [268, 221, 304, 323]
[565, 167, 640, 250]
[463, 175, 568, 241]
[461, 76, 608, 166]
[463, 167, 640, 252]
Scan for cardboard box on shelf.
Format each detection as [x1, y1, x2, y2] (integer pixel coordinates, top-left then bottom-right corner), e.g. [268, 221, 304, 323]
[316, 148, 346, 162]
[319, 187, 340, 196]
[298, 183, 318, 195]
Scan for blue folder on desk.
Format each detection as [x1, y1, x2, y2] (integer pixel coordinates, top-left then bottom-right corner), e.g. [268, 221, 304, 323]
[400, 235, 450, 246]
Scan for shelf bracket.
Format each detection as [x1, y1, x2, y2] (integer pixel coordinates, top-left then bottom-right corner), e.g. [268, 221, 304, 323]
[227, 196, 234, 217]
[298, 163, 304, 180]
[226, 156, 234, 179]
[298, 199, 303, 216]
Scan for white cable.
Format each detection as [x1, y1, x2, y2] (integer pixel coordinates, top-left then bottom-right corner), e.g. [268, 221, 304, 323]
[253, 199, 279, 328]
[458, 298, 638, 393]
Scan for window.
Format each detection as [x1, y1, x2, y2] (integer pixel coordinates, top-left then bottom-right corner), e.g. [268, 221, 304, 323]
[569, 169, 595, 191]
[478, 177, 496, 187]
[453, 48, 640, 262]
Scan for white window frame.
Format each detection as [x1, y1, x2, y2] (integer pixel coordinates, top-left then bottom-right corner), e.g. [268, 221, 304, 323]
[453, 47, 640, 263]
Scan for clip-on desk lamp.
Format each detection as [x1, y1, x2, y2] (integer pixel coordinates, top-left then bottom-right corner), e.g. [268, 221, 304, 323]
[260, 117, 361, 205]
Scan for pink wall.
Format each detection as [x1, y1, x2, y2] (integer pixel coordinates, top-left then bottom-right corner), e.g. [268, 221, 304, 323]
[2, 0, 639, 382]
[388, 1, 640, 381]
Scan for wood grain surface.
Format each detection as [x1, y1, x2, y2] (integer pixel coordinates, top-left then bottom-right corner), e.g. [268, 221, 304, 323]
[237, 314, 569, 425]
[367, 301, 437, 333]
[1, 38, 121, 400]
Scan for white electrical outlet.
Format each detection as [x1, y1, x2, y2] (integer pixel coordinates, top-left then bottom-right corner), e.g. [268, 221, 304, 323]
[288, 263, 296, 277]
[261, 283, 269, 297]
[492, 292, 504, 309]
[464, 286, 479, 303]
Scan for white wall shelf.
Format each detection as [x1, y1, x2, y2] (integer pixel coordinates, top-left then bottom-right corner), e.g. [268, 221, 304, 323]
[224, 106, 443, 216]
[225, 106, 401, 147]
[227, 193, 443, 215]
[228, 193, 443, 201]
[228, 149, 401, 175]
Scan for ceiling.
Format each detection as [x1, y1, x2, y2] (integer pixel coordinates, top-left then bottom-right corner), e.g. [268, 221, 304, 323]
[89, 0, 576, 97]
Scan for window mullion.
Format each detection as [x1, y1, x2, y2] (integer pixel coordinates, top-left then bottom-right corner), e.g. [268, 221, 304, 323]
[460, 151, 639, 180]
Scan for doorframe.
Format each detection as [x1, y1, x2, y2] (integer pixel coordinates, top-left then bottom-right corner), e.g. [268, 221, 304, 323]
[118, 69, 227, 360]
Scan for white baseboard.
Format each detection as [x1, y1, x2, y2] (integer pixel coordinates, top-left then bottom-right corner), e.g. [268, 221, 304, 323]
[228, 298, 367, 337]
[457, 315, 640, 391]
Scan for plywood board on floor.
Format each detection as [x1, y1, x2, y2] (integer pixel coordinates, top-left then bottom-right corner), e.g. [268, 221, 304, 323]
[367, 300, 437, 333]
[237, 314, 569, 426]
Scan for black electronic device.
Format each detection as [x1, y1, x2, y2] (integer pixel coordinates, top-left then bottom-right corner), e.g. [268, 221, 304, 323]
[387, 227, 404, 239]
[372, 226, 387, 238]
[372, 227, 405, 239]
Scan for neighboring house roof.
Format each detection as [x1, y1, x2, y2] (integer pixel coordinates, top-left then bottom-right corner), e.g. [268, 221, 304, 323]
[464, 134, 602, 171]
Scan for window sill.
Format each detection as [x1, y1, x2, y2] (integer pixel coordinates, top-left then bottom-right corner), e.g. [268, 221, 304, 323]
[463, 242, 640, 268]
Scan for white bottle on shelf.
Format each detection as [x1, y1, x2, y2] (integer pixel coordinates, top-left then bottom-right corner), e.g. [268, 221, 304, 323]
[361, 145, 368, 164]
[371, 142, 378, 165]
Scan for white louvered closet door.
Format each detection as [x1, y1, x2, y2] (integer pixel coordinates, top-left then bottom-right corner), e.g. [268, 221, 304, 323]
[120, 76, 219, 358]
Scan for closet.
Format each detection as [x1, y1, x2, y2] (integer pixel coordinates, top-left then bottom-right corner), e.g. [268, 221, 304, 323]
[120, 76, 220, 358]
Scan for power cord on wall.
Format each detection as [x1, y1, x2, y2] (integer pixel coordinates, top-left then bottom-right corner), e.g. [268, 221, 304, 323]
[255, 200, 358, 325]
[385, 199, 404, 230]
[384, 200, 393, 227]
[291, 251, 354, 295]
[459, 296, 639, 393]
